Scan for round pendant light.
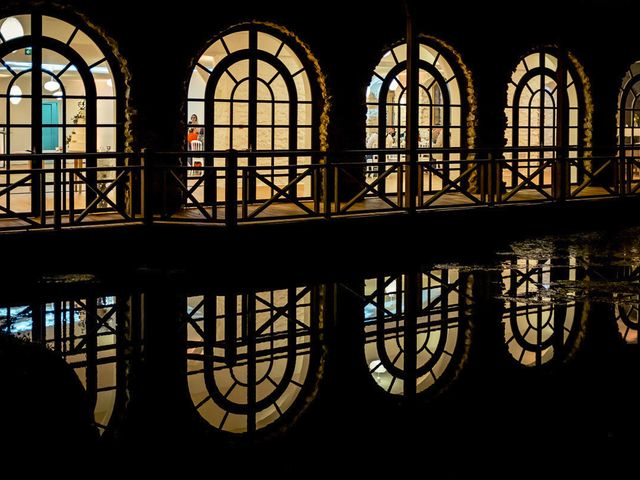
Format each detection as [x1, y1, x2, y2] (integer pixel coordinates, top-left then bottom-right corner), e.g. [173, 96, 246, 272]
[9, 85, 22, 105]
[44, 76, 60, 92]
[0, 17, 24, 41]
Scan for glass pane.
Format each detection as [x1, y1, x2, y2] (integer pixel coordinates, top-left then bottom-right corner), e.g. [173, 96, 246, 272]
[392, 44, 407, 64]
[65, 99, 87, 125]
[66, 125, 86, 152]
[256, 102, 273, 126]
[270, 74, 289, 102]
[2, 50, 33, 94]
[189, 68, 208, 99]
[297, 127, 312, 149]
[258, 31, 282, 56]
[419, 43, 438, 63]
[256, 127, 273, 150]
[231, 102, 249, 126]
[228, 59, 249, 84]
[223, 30, 249, 53]
[544, 53, 558, 71]
[256, 79, 274, 102]
[294, 71, 311, 103]
[59, 67, 86, 97]
[42, 16, 76, 44]
[70, 29, 104, 67]
[9, 126, 31, 153]
[97, 99, 116, 126]
[198, 40, 225, 72]
[212, 101, 229, 125]
[9, 96, 30, 126]
[297, 103, 312, 126]
[273, 127, 289, 149]
[97, 126, 116, 152]
[92, 61, 114, 97]
[277, 43, 304, 76]
[213, 71, 236, 100]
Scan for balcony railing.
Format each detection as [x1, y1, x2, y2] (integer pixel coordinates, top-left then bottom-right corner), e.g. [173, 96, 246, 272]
[0, 147, 638, 232]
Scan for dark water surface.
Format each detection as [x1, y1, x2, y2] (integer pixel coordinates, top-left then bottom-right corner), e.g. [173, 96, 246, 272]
[1, 226, 638, 476]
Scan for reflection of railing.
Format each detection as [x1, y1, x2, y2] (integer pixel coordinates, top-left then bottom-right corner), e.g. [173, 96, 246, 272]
[2, 147, 640, 232]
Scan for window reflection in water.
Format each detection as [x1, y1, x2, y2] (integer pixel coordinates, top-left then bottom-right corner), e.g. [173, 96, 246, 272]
[363, 269, 471, 396]
[615, 299, 638, 344]
[502, 256, 585, 366]
[186, 286, 323, 434]
[0, 296, 121, 433]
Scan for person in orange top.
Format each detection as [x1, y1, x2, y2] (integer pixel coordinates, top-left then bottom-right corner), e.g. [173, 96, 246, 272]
[187, 114, 204, 146]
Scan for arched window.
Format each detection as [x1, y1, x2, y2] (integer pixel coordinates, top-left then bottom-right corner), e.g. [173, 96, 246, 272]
[363, 269, 470, 397]
[186, 287, 323, 434]
[366, 39, 470, 195]
[187, 23, 323, 207]
[502, 257, 585, 366]
[0, 295, 124, 434]
[0, 14, 125, 219]
[618, 61, 640, 189]
[504, 48, 586, 198]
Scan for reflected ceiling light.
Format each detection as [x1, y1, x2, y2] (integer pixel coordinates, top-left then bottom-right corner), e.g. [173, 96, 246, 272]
[106, 78, 112, 88]
[9, 85, 22, 105]
[0, 17, 24, 41]
[44, 76, 60, 92]
[53, 90, 63, 98]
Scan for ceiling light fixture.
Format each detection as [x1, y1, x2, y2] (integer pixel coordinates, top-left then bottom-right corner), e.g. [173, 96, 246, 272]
[44, 76, 60, 92]
[0, 17, 24, 41]
[9, 85, 22, 105]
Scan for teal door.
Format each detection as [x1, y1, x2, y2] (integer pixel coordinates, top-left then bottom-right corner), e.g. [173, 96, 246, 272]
[42, 101, 59, 151]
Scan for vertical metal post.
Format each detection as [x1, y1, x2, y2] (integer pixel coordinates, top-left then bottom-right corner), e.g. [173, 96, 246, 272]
[31, 15, 43, 218]
[555, 48, 569, 201]
[54, 156, 62, 230]
[142, 149, 153, 226]
[403, 270, 418, 403]
[404, 1, 419, 213]
[225, 149, 238, 227]
[324, 156, 331, 218]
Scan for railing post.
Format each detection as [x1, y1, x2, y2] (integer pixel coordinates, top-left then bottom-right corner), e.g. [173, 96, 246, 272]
[495, 155, 503, 204]
[333, 163, 340, 214]
[241, 168, 249, 220]
[225, 149, 238, 228]
[486, 153, 494, 206]
[323, 156, 331, 218]
[142, 149, 153, 226]
[53, 155, 62, 230]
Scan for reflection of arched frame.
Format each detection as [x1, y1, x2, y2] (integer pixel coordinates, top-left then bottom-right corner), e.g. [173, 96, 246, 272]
[505, 48, 587, 193]
[618, 61, 640, 187]
[362, 269, 471, 397]
[185, 286, 323, 434]
[615, 300, 639, 344]
[613, 265, 639, 344]
[0, 296, 126, 433]
[187, 23, 325, 204]
[0, 13, 125, 217]
[502, 257, 586, 367]
[366, 38, 472, 194]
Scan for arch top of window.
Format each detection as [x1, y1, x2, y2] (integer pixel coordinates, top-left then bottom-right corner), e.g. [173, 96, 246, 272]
[372, 41, 457, 83]
[195, 28, 306, 75]
[1, 14, 116, 98]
